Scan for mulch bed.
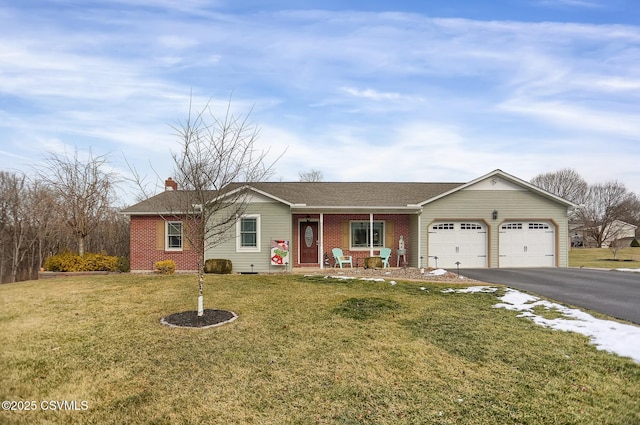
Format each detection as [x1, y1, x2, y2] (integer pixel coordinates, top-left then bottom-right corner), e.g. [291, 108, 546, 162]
[161, 309, 238, 329]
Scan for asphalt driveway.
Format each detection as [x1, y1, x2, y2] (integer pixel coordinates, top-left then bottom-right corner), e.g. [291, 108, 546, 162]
[460, 268, 640, 325]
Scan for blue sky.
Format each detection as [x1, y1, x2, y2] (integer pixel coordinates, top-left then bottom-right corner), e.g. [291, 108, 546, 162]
[1, 0, 639, 204]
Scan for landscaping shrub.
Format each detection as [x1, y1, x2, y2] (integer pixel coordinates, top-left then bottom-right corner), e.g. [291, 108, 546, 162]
[154, 260, 176, 275]
[83, 253, 120, 271]
[117, 257, 130, 273]
[204, 259, 233, 274]
[44, 252, 119, 272]
[44, 252, 83, 272]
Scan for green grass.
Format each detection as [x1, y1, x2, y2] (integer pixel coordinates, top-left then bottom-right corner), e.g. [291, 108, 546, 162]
[569, 247, 640, 268]
[1, 274, 639, 424]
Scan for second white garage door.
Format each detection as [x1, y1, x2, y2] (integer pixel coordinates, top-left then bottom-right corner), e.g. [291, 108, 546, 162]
[428, 221, 487, 269]
[499, 221, 555, 267]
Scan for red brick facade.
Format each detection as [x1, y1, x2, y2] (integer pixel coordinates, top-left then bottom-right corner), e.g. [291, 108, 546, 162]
[130, 213, 410, 271]
[292, 213, 410, 268]
[129, 215, 199, 272]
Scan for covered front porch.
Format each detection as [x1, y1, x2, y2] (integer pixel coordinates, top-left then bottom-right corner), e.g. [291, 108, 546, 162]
[291, 212, 416, 269]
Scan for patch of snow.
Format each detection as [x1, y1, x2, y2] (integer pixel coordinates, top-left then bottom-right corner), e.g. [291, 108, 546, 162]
[427, 268, 448, 276]
[616, 268, 640, 273]
[390, 281, 397, 285]
[442, 286, 498, 294]
[327, 275, 355, 280]
[494, 288, 640, 363]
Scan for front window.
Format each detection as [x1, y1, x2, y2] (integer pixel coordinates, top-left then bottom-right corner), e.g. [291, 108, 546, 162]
[237, 214, 261, 252]
[351, 221, 384, 249]
[166, 222, 182, 250]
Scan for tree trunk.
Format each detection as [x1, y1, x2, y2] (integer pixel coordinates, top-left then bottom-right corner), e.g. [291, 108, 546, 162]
[78, 235, 85, 257]
[197, 259, 204, 316]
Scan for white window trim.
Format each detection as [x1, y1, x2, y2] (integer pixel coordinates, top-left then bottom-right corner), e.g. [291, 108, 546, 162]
[237, 214, 261, 252]
[166, 221, 183, 251]
[349, 220, 385, 251]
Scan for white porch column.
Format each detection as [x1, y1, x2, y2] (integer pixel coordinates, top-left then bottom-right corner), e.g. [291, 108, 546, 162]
[319, 213, 324, 269]
[369, 213, 374, 257]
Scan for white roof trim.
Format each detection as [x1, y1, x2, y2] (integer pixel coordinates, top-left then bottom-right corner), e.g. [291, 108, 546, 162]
[292, 205, 422, 211]
[210, 184, 295, 207]
[417, 169, 578, 208]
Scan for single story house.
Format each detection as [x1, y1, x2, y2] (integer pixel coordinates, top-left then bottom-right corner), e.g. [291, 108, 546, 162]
[120, 169, 576, 273]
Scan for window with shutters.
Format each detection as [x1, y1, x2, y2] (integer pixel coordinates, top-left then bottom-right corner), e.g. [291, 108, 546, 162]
[166, 222, 183, 251]
[350, 221, 385, 249]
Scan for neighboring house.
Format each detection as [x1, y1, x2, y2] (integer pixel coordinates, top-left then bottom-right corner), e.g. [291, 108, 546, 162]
[570, 220, 638, 248]
[120, 169, 576, 272]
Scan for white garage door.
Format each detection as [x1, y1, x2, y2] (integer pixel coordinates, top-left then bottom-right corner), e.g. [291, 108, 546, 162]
[428, 222, 487, 269]
[499, 221, 555, 267]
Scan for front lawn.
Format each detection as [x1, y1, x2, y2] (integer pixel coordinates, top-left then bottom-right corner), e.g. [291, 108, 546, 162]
[1, 274, 639, 424]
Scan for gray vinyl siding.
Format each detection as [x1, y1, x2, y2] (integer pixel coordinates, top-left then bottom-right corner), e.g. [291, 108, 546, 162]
[420, 189, 570, 268]
[205, 202, 292, 273]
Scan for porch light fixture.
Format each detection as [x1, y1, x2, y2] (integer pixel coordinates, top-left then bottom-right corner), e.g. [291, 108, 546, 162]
[492, 210, 498, 220]
[306, 215, 311, 222]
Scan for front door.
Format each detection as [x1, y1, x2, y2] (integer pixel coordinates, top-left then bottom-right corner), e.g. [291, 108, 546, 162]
[300, 222, 319, 264]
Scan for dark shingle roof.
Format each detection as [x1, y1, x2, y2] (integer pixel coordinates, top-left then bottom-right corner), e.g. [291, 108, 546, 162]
[244, 182, 464, 207]
[120, 181, 464, 214]
[120, 189, 216, 214]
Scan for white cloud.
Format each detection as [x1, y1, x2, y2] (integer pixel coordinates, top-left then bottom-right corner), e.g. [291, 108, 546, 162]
[499, 98, 640, 137]
[0, 4, 638, 193]
[342, 87, 404, 101]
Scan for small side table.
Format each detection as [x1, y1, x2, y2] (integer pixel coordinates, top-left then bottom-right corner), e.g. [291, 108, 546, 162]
[396, 249, 406, 267]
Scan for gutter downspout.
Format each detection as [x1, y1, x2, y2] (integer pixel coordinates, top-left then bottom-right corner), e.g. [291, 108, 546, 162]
[417, 213, 422, 269]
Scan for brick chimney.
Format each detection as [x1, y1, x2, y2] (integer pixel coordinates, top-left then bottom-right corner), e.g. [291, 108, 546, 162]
[165, 177, 178, 191]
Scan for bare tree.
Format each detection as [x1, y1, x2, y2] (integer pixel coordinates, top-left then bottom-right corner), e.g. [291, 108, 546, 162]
[0, 171, 45, 282]
[299, 169, 324, 182]
[26, 180, 58, 276]
[0, 171, 28, 282]
[36, 149, 119, 256]
[0, 172, 10, 281]
[530, 168, 588, 205]
[168, 98, 279, 316]
[609, 237, 628, 260]
[577, 181, 637, 248]
[83, 207, 130, 258]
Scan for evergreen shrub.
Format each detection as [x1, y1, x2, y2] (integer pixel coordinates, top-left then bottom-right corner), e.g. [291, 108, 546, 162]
[154, 260, 176, 275]
[204, 259, 233, 274]
[44, 252, 119, 272]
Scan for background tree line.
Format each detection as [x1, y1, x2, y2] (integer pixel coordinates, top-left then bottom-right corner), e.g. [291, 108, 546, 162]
[2, 157, 638, 284]
[0, 151, 129, 284]
[531, 168, 640, 248]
